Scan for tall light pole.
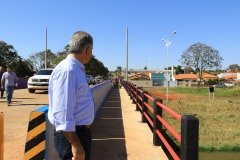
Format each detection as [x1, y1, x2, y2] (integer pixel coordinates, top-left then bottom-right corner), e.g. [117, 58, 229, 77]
[126, 27, 128, 81]
[162, 31, 176, 102]
[45, 27, 47, 69]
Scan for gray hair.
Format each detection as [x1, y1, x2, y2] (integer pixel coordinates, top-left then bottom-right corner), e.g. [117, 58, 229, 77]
[68, 31, 93, 54]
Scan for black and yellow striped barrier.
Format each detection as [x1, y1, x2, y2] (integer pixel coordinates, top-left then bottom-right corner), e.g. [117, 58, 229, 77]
[0, 112, 4, 160]
[24, 107, 47, 160]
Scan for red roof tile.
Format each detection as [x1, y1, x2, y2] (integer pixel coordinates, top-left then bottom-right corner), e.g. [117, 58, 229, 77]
[223, 74, 237, 79]
[201, 73, 218, 80]
[174, 74, 198, 80]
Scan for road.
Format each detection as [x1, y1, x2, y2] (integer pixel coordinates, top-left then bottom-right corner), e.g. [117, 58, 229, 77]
[0, 89, 48, 160]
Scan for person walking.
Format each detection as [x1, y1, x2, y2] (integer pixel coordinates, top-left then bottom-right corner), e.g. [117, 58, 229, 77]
[1, 65, 18, 106]
[48, 31, 94, 160]
[0, 66, 4, 98]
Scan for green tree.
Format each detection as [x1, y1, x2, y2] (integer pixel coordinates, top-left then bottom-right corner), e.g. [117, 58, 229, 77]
[52, 51, 68, 67]
[52, 45, 69, 67]
[227, 64, 240, 71]
[108, 71, 114, 78]
[14, 58, 35, 78]
[144, 66, 147, 70]
[52, 55, 66, 68]
[28, 49, 56, 71]
[164, 66, 174, 71]
[0, 41, 18, 66]
[85, 55, 109, 77]
[116, 66, 122, 76]
[164, 65, 184, 74]
[205, 78, 225, 86]
[179, 42, 223, 86]
[175, 65, 184, 74]
[0, 41, 34, 77]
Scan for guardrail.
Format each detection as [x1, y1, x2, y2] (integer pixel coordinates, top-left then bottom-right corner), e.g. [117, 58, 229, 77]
[23, 80, 112, 160]
[123, 81, 199, 160]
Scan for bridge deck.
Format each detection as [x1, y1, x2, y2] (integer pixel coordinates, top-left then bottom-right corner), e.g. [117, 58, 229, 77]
[91, 87, 168, 160]
[1, 87, 169, 160]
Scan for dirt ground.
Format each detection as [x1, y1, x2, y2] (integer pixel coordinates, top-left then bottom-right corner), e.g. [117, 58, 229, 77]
[150, 91, 189, 101]
[0, 89, 48, 160]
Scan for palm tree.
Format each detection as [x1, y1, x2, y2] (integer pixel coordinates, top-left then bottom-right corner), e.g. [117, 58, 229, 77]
[116, 66, 122, 76]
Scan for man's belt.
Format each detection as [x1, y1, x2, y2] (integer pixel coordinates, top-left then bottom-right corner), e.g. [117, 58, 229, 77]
[76, 125, 90, 130]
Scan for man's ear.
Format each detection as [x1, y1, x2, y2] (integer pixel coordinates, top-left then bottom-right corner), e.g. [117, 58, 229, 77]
[86, 46, 92, 55]
[86, 46, 90, 54]
[83, 47, 88, 56]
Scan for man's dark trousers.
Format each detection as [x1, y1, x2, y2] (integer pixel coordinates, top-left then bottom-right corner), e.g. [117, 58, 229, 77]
[54, 126, 92, 160]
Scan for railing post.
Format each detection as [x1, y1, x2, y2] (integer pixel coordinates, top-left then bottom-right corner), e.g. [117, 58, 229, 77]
[181, 115, 199, 160]
[132, 85, 136, 104]
[153, 98, 163, 146]
[128, 82, 131, 96]
[122, 80, 125, 89]
[126, 82, 130, 95]
[129, 83, 133, 99]
[136, 87, 142, 111]
[0, 112, 4, 160]
[141, 91, 148, 123]
[124, 81, 128, 95]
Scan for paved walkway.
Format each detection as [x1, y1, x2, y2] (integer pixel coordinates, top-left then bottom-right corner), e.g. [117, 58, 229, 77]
[90, 87, 168, 160]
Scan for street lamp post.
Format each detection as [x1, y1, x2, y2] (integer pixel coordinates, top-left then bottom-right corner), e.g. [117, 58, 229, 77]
[162, 31, 176, 102]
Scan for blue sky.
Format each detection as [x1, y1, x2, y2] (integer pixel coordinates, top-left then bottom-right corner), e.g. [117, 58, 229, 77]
[1, 0, 240, 71]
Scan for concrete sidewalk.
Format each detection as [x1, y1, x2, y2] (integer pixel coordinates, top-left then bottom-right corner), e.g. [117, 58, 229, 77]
[91, 87, 168, 160]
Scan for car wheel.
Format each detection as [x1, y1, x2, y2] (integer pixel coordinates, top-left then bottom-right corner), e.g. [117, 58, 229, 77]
[28, 89, 35, 93]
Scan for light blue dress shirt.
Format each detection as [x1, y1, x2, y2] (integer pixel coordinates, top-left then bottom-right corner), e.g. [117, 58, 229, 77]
[48, 55, 94, 131]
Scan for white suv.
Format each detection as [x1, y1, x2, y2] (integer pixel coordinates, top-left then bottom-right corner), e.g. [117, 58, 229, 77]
[27, 68, 53, 93]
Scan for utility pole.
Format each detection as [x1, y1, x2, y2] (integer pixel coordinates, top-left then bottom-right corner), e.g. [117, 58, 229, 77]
[126, 27, 128, 81]
[45, 27, 47, 69]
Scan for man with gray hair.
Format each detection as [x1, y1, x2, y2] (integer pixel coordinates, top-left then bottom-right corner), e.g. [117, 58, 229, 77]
[48, 31, 94, 160]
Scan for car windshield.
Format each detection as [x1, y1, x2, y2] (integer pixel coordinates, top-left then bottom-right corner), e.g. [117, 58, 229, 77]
[36, 70, 53, 75]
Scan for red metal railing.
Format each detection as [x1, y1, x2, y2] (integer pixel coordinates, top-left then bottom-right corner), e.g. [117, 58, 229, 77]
[122, 80, 199, 160]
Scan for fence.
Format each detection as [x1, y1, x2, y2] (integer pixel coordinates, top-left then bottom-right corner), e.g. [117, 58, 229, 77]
[122, 81, 199, 160]
[16, 78, 28, 89]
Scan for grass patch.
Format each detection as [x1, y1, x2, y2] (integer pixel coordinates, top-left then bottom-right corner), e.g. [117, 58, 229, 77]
[144, 86, 240, 152]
